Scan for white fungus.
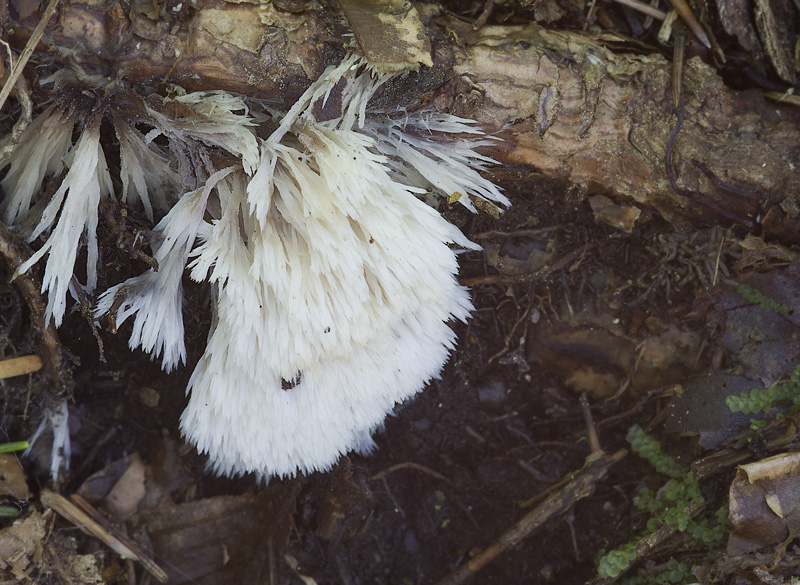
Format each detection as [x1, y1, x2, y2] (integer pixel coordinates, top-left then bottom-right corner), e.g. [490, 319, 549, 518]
[1, 54, 507, 480]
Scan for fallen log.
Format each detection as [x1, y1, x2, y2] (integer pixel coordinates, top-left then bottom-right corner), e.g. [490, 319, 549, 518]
[3, 0, 799, 237]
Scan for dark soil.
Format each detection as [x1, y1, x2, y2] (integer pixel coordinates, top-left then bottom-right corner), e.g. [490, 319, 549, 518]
[0, 171, 742, 585]
[3, 1, 800, 584]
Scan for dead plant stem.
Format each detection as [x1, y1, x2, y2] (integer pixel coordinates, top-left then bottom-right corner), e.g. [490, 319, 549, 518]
[0, 0, 60, 113]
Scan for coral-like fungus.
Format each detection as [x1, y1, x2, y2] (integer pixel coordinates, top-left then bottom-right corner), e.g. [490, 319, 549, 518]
[1, 55, 507, 479]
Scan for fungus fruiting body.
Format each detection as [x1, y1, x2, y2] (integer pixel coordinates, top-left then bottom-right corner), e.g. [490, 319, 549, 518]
[1, 55, 507, 479]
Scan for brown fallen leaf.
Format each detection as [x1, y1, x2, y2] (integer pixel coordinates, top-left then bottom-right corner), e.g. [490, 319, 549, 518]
[103, 454, 147, 522]
[145, 482, 301, 585]
[0, 453, 29, 501]
[733, 234, 795, 272]
[728, 452, 800, 556]
[588, 194, 642, 233]
[0, 509, 46, 581]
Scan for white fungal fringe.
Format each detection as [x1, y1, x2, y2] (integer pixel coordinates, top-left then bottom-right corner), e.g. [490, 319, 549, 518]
[0, 105, 75, 227]
[363, 112, 510, 212]
[95, 168, 235, 372]
[182, 122, 476, 478]
[26, 398, 71, 482]
[2, 55, 507, 479]
[144, 89, 260, 181]
[14, 123, 113, 326]
[114, 120, 181, 222]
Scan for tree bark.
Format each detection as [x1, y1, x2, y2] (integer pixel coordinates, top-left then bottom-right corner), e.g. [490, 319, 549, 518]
[445, 20, 799, 230]
[6, 0, 799, 238]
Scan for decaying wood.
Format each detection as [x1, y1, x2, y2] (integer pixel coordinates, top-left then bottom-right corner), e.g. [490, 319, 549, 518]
[4, 0, 800, 238]
[444, 20, 798, 230]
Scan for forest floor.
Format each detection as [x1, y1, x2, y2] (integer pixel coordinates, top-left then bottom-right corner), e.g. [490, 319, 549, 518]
[3, 167, 800, 585]
[2, 2, 800, 584]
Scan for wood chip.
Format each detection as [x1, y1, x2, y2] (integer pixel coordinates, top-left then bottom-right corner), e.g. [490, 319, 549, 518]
[0, 355, 42, 379]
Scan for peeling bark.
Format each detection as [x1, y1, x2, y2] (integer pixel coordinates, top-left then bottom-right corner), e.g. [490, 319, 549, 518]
[6, 0, 800, 237]
[445, 21, 799, 230]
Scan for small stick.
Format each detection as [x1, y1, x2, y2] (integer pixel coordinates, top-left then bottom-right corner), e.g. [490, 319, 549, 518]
[671, 29, 687, 109]
[0, 0, 60, 113]
[666, 0, 711, 48]
[472, 226, 560, 240]
[580, 394, 601, 454]
[473, 0, 495, 30]
[584, 0, 598, 28]
[434, 449, 627, 585]
[0, 55, 32, 166]
[642, 0, 660, 29]
[369, 461, 451, 484]
[72, 279, 106, 363]
[611, 0, 666, 20]
[460, 243, 595, 287]
[0, 355, 42, 379]
[69, 493, 169, 584]
[40, 489, 169, 583]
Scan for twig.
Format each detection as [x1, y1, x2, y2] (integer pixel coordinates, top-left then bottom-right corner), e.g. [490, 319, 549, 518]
[380, 475, 405, 519]
[670, 29, 687, 109]
[434, 449, 627, 585]
[0, 64, 33, 166]
[611, 0, 666, 20]
[368, 461, 451, 484]
[581, 393, 601, 453]
[596, 385, 672, 433]
[588, 502, 703, 585]
[473, 0, 495, 30]
[472, 226, 560, 240]
[0, 355, 42, 379]
[584, 0, 598, 28]
[486, 297, 536, 365]
[284, 554, 320, 585]
[72, 278, 106, 363]
[0, 0, 60, 113]
[0, 221, 71, 394]
[460, 243, 596, 287]
[666, 0, 711, 48]
[642, 0, 660, 29]
[40, 489, 168, 583]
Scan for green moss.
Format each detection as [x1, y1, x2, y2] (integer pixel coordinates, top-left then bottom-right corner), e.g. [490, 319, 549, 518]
[619, 558, 692, 585]
[595, 427, 729, 581]
[726, 363, 800, 418]
[736, 283, 789, 314]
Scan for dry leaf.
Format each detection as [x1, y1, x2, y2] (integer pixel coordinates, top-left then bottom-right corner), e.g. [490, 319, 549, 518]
[146, 483, 300, 585]
[728, 452, 800, 555]
[0, 509, 46, 580]
[0, 454, 29, 500]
